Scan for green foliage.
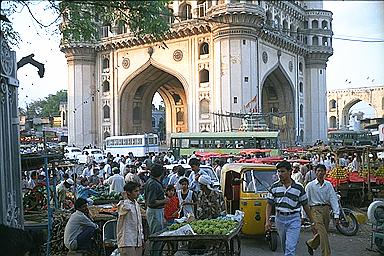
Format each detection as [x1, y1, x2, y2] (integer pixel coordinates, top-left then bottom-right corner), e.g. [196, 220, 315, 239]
[60, 0, 171, 43]
[26, 90, 67, 118]
[1, 0, 172, 45]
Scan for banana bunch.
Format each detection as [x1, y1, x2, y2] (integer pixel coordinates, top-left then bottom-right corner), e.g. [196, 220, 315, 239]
[375, 166, 384, 177]
[359, 169, 369, 178]
[328, 167, 348, 179]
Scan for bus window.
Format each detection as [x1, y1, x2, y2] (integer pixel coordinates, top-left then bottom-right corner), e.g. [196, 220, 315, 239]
[123, 139, 128, 145]
[190, 139, 199, 148]
[138, 138, 143, 145]
[181, 139, 189, 148]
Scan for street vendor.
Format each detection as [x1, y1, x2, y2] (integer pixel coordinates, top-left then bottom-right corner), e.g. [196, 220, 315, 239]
[56, 178, 74, 209]
[77, 177, 98, 204]
[64, 198, 99, 251]
[117, 181, 144, 256]
[196, 175, 226, 219]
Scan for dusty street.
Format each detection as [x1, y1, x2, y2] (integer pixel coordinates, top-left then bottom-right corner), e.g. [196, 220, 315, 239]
[240, 223, 381, 256]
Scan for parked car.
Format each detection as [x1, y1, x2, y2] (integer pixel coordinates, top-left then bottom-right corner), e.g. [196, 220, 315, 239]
[76, 149, 105, 164]
[64, 147, 82, 160]
[164, 164, 220, 189]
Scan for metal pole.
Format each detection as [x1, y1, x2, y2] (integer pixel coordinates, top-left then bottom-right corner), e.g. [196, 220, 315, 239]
[44, 131, 52, 256]
[52, 162, 58, 209]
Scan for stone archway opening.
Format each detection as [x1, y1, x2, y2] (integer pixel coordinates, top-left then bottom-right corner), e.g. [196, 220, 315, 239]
[261, 67, 295, 147]
[341, 100, 377, 129]
[120, 65, 188, 138]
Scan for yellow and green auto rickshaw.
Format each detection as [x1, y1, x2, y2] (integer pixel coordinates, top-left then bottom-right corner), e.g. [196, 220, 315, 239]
[220, 163, 279, 251]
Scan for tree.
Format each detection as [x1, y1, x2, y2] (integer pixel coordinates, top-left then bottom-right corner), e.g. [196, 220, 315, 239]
[1, 1, 171, 45]
[25, 90, 67, 118]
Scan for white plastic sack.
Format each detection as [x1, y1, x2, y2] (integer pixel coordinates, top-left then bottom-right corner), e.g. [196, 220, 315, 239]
[159, 224, 196, 236]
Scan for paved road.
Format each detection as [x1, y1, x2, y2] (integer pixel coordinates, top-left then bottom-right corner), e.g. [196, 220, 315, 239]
[240, 224, 381, 256]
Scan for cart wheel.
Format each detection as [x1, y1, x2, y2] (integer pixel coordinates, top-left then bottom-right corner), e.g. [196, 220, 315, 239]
[231, 235, 241, 256]
[161, 241, 174, 256]
[268, 231, 278, 251]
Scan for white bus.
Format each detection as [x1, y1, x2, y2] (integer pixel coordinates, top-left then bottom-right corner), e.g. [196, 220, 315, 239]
[104, 134, 159, 157]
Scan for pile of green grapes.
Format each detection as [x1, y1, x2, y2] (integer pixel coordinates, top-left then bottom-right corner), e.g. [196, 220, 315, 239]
[169, 219, 238, 235]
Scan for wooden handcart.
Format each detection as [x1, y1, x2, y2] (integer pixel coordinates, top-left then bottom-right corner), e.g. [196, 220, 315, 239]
[148, 221, 243, 256]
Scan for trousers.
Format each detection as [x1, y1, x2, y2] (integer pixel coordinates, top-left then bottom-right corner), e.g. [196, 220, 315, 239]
[147, 208, 165, 256]
[276, 212, 302, 256]
[307, 205, 331, 256]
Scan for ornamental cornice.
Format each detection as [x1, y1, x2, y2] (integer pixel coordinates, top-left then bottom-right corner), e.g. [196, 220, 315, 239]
[61, 45, 96, 62]
[259, 29, 308, 56]
[304, 52, 332, 68]
[272, 1, 306, 21]
[327, 86, 384, 94]
[94, 22, 211, 52]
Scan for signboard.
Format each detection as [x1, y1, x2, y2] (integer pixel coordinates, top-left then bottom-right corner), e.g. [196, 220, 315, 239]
[379, 124, 384, 142]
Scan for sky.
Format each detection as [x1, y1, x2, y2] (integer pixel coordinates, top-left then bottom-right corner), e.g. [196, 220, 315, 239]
[6, 1, 384, 116]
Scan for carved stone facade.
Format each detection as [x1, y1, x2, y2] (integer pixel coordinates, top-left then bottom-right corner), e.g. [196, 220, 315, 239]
[327, 86, 384, 129]
[62, 0, 333, 147]
[0, 34, 23, 228]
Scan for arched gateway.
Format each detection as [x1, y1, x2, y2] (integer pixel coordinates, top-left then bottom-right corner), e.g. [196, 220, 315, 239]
[62, 1, 333, 147]
[119, 61, 188, 135]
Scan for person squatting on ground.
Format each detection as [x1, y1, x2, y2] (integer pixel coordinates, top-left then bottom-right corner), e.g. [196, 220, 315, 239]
[305, 164, 340, 256]
[64, 198, 99, 251]
[144, 163, 169, 256]
[265, 160, 317, 256]
[117, 181, 144, 256]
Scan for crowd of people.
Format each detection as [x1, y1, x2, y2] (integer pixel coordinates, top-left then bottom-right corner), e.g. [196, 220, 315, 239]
[59, 153, 225, 256]
[20, 148, 366, 256]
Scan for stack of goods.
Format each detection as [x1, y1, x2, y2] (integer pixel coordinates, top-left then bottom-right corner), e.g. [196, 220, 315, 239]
[326, 167, 349, 186]
[90, 184, 122, 203]
[375, 166, 384, 184]
[169, 219, 238, 235]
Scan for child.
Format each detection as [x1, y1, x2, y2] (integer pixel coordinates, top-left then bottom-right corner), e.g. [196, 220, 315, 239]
[116, 181, 144, 256]
[177, 178, 197, 218]
[164, 185, 180, 225]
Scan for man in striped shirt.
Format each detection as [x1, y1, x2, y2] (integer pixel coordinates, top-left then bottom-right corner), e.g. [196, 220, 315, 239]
[265, 160, 317, 256]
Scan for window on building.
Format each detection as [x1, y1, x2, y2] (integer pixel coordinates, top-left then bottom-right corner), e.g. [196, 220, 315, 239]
[311, 20, 319, 29]
[103, 131, 110, 139]
[199, 42, 209, 56]
[179, 3, 192, 21]
[199, 69, 209, 83]
[177, 110, 184, 124]
[329, 116, 337, 128]
[299, 129, 304, 142]
[322, 20, 328, 29]
[329, 99, 336, 109]
[266, 11, 273, 27]
[299, 62, 303, 73]
[168, 8, 175, 24]
[299, 104, 303, 118]
[382, 97, 384, 110]
[234, 97, 238, 104]
[102, 80, 110, 92]
[152, 117, 156, 127]
[244, 77, 249, 82]
[283, 20, 288, 34]
[322, 37, 328, 46]
[102, 58, 109, 70]
[304, 20, 308, 29]
[312, 36, 319, 46]
[299, 82, 303, 93]
[200, 99, 210, 116]
[103, 105, 110, 119]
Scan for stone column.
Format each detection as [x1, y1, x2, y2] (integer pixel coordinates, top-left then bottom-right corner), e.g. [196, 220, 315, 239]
[63, 47, 97, 148]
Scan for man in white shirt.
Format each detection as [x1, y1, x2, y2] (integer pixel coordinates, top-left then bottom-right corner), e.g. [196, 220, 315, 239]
[305, 164, 340, 256]
[104, 167, 125, 193]
[64, 198, 99, 251]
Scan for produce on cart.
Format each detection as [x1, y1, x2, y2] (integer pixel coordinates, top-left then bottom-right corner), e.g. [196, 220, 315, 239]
[149, 213, 243, 255]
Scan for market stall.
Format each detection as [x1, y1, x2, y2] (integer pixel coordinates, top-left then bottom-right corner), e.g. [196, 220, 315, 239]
[148, 218, 243, 256]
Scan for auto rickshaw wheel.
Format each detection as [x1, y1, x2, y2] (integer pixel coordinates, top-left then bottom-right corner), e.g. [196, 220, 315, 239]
[268, 231, 278, 251]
